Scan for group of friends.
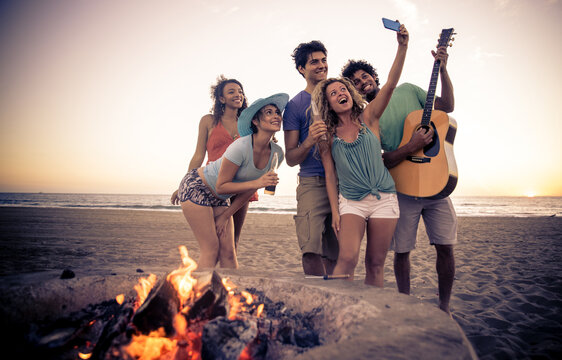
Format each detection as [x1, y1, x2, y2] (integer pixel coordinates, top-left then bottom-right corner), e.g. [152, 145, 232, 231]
[171, 24, 457, 313]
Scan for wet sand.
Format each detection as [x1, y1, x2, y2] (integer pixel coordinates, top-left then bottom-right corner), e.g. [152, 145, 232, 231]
[0, 207, 560, 359]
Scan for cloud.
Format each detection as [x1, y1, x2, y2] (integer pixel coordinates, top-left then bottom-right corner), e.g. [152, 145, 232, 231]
[471, 46, 504, 64]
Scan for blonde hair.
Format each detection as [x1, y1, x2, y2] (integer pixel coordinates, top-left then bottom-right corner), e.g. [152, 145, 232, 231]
[310, 77, 366, 139]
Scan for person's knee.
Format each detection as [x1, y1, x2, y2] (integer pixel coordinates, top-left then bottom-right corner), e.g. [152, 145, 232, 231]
[337, 251, 358, 268]
[394, 251, 410, 263]
[204, 248, 220, 263]
[435, 244, 454, 258]
[365, 253, 386, 268]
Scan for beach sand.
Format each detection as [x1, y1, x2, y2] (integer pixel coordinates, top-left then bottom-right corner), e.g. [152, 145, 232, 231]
[0, 207, 561, 359]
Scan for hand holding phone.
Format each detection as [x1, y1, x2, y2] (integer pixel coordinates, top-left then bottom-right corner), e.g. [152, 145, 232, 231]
[382, 18, 400, 32]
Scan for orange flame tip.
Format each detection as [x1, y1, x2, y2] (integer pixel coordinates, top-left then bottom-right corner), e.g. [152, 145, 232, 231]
[115, 293, 125, 305]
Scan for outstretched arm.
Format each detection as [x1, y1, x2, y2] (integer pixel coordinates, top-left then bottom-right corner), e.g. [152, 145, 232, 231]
[433, 46, 455, 113]
[363, 24, 409, 127]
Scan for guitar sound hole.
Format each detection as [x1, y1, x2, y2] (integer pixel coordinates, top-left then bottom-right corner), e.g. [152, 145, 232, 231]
[423, 123, 440, 156]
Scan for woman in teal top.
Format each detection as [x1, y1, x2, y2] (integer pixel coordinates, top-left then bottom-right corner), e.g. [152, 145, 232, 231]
[312, 24, 409, 287]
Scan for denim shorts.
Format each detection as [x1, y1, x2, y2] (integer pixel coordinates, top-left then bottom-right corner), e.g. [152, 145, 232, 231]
[178, 168, 229, 207]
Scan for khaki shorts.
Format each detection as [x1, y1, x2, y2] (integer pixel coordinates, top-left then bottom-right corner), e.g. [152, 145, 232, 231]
[390, 194, 457, 253]
[294, 176, 339, 261]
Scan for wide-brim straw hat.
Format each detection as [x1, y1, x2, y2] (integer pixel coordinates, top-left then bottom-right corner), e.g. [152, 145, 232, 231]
[238, 93, 289, 137]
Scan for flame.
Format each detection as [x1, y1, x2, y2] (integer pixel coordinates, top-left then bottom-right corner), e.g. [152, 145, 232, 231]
[256, 303, 264, 317]
[167, 246, 198, 307]
[173, 313, 187, 337]
[222, 277, 236, 292]
[134, 273, 158, 310]
[125, 329, 176, 360]
[78, 352, 92, 359]
[115, 293, 125, 305]
[228, 287, 260, 320]
[124, 245, 264, 360]
[241, 290, 253, 305]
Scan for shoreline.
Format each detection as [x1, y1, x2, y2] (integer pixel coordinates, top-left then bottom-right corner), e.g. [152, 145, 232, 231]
[1, 206, 561, 358]
[1, 204, 560, 217]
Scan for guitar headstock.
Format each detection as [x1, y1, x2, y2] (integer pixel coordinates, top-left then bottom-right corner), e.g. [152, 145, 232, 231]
[437, 28, 456, 48]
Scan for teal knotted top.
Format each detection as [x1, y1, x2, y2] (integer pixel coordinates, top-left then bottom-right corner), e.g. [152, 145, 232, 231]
[331, 124, 396, 201]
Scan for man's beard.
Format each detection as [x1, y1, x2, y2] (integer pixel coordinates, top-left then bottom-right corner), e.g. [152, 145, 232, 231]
[366, 90, 377, 103]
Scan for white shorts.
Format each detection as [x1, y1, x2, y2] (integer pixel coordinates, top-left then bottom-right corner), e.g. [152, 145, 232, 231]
[338, 192, 400, 220]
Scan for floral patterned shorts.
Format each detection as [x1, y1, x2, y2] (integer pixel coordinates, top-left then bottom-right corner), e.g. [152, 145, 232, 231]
[178, 169, 229, 207]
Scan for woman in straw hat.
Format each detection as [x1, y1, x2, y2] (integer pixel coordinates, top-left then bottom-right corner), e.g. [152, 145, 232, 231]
[176, 93, 288, 268]
[312, 24, 409, 287]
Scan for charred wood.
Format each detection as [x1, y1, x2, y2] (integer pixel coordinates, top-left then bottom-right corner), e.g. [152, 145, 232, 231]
[132, 277, 180, 336]
[201, 317, 257, 360]
[185, 271, 230, 321]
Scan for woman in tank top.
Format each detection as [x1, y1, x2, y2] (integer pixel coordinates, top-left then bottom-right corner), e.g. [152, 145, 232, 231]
[175, 94, 287, 269]
[311, 24, 409, 287]
[171, 75, 257, 250]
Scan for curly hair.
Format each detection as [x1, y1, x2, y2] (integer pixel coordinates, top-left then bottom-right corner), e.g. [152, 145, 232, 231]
[311, 78, 366, 139]
[210, 75, 248, 125]
[340, 59, 380, 87]
[291, 40, 327, 77]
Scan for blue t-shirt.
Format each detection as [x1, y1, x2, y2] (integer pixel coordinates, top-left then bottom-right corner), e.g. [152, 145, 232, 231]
[203, 135, 284, 200]
[282, 90, 325, 177]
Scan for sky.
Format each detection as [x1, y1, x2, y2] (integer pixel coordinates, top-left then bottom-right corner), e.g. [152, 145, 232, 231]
[0, 0, 561, 197]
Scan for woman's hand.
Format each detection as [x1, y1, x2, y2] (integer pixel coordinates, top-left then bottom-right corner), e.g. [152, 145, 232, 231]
[214, 212, 229, 238]
[331, 212, 341, 236]
[170, 189, 180, 205]
[254, 172, 279, 189]
[397, 24, 409, 46]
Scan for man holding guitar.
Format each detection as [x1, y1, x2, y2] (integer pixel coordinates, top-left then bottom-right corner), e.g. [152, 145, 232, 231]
[341, 33, 456, 314]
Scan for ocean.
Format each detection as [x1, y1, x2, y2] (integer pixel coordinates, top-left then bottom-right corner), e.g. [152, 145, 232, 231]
[0, 192, 560, 217]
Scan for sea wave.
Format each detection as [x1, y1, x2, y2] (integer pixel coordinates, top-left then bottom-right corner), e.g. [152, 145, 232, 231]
[1, 193, 561, 217]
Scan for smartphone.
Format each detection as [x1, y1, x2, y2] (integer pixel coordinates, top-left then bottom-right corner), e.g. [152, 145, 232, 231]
[382, 18, 401, 32]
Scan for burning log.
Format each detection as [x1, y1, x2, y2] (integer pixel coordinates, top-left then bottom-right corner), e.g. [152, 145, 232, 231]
[91, 304, 135, 360]
[185, 271, 230, 321]
[132, 277, 180, 336]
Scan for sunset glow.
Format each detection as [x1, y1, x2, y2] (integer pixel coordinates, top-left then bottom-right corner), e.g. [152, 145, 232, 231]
[0, 0, 560, 196]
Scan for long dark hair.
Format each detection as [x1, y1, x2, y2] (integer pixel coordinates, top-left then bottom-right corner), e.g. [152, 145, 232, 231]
[210, 75, 248, 125]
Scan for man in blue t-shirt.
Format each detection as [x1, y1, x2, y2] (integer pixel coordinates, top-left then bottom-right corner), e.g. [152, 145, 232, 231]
[341, 46, 457, 314]
[283, 40, 339, 276]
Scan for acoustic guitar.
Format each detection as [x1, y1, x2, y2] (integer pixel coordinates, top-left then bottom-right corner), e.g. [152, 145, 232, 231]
[389, 28, 457, 199]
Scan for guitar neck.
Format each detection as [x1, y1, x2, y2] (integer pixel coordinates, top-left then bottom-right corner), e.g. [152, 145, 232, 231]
[421, 59, 441, 126]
